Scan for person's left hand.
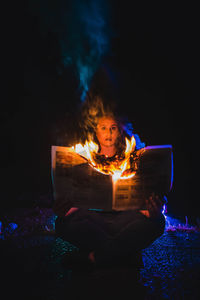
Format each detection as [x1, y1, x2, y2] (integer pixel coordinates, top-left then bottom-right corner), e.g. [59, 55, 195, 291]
[145, 193, 165, 219]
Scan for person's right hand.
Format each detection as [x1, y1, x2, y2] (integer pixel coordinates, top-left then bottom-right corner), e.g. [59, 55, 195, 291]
[145, 193, 165, 219]
[65, 207, 79, 216]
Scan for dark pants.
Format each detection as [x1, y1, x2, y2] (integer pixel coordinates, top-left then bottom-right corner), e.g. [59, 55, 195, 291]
[55, 209, 165, 265]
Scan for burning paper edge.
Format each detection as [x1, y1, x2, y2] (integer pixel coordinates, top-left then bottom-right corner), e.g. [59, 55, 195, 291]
[71, 142, 173, 186]
[112, 171, 136, 182]
[52, 143, 173, 189]
[71, 136, 137, 182]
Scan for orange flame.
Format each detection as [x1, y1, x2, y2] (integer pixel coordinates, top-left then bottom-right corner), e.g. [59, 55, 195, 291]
[71, 136, 137, 182]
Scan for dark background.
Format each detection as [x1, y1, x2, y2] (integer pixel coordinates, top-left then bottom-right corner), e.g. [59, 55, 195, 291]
[1, 1, 199, 217]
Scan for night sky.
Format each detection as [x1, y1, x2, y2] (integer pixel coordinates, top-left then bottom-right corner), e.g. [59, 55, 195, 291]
[1, 1, 199, 216]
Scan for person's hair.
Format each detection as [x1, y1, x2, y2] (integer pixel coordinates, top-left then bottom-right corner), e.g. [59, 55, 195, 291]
[80, 94, 136, 155]
[80, 93, 145, 155]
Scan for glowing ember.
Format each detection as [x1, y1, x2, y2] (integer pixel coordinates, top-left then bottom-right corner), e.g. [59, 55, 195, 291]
[71, 136, 138, 182]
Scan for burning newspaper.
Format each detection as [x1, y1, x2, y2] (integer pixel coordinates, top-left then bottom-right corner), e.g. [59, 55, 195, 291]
[51, 144, 173, 211]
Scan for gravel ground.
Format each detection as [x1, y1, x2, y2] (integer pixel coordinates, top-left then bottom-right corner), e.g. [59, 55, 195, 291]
[1, 204, 200, 300]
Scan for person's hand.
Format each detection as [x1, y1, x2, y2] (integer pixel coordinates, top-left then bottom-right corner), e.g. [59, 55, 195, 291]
[145, 193, 165, 219]
[65, 207, 79, 216]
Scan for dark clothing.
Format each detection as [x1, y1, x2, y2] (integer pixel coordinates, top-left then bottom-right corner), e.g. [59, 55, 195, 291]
[55, 208, 165, 266]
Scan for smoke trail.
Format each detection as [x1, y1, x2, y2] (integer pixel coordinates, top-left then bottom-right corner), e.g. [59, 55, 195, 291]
[70, 1, 110, 101]
[28, 0, 111, 101]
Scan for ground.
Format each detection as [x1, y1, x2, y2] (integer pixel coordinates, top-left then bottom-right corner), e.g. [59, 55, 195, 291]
[1, 202, 200, 300]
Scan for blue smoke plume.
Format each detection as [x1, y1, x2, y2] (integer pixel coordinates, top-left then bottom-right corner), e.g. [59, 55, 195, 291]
[28, 0, 111, 101]
[122, 122, 146, 150]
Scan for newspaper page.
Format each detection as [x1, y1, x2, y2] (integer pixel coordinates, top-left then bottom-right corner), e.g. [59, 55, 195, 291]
[51, 145, 173, 211]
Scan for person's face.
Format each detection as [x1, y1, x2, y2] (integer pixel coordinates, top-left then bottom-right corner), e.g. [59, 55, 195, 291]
[96, 117, 119, 148]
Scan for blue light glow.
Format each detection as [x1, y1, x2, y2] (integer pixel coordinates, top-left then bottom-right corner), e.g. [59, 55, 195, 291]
[145, 145, 172, 150]
[123, 122, 146, 150]
[8, 223, 18, 231]
[170, 150, 174, 191]
[133, 133, 146, 150]
[162, 204, 167, 216]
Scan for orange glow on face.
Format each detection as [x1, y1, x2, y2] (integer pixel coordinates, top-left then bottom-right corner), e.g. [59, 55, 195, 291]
[96, 117, 119, 148]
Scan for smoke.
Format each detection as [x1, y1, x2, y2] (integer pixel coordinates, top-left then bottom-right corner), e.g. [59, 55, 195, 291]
[71, 0, 110, 101]
[28, 0, 111, 101]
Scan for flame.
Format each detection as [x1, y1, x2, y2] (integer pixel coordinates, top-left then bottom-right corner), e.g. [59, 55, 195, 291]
[71, 136, 137, 182]
[72, 140, 98, 167]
